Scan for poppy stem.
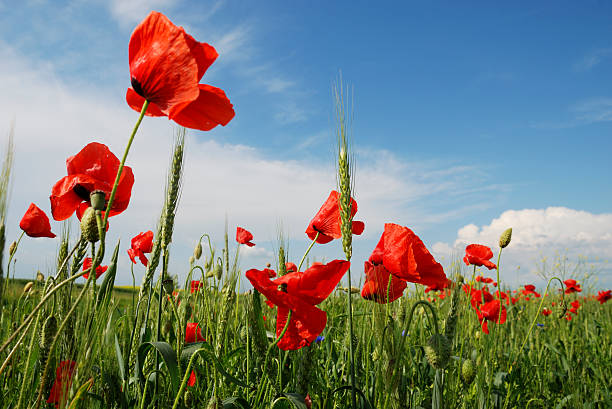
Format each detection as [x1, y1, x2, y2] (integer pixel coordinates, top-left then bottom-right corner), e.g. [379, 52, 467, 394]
[260, 310, 293, 389]
[297, 232, 319, 272]
[102, 100, 149, 231]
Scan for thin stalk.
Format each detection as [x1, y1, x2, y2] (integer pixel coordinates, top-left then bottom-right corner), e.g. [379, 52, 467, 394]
[102, 100, 149, 231]
[297, 232, 319, 272]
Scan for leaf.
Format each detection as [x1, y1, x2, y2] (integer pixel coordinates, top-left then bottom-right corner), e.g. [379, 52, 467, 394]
[222, 396, 251, 409]
[136, 341, 180, 397]
[67, 378, 94, 409]
[114, 334, 125, 381]
[330, 386, 373, 409]
[96, 240, 120, 308]
[555, 394, 574, 409]
[180, 342, 248, 388]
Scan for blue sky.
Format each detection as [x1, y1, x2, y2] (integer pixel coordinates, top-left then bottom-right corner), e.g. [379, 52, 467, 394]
[0, 0, 610, 289]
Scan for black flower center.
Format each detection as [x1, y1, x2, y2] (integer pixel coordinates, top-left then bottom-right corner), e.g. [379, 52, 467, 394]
[73, 184, 91, 201]
[131, 77, 145, 98]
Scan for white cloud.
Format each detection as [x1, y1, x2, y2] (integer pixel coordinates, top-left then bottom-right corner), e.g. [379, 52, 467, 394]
[433, 207, 612, 288]
[0, 42, 503, 287]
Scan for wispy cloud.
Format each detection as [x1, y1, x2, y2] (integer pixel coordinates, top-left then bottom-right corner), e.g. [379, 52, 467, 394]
[573, 48, 612, 72]
[530, 97, 612, 129]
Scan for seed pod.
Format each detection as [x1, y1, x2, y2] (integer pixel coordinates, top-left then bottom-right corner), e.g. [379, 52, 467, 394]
[80, 206, 99, 243]
[89, 190, 106, 211]
[193, 241, 202, 260]
[424, 333, 451, 370]
[461, 359, 476, 385]
[499, 227, 512, 249]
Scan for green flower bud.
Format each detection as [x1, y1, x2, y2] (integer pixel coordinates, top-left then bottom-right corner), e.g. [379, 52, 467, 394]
[214, 264, 223, 280]
[461, 359, 476, 385]
[80, 206, 99, 243]
[8, 241, 16, 257]
[90, 190, 106, 211]
[424, 333, 451, 369]
[193, 241, 202, 260]
[499, 227, 512, 249]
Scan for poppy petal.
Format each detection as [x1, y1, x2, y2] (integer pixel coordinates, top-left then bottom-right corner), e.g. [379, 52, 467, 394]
[19, 203, 56, 238]
[173, 84, 235, 131]
[126, 88, 166, 117]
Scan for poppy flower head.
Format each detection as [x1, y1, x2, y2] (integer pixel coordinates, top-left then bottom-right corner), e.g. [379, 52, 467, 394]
[185, 322, 206, 343]
[361, 261, 407, 304]
[522, 284, 541, 298]
[463, 244, 497, 270]
[305, 190, 365, 244]
[285, 262, 298, 273]
[236, 226, 255, 247]
[50, 143, 134, 221]
[82, 258, 108, 280]
[19, 203, 56, 238]
[597, 290, 611, 304]
[127, 11, 235, 131]
[476, 299, 507, 334]
[563, 279, 582, 294]
[369, 223, 448, 288]
[245, 259, 350, 350]
[190, 280, 203, 294]
[541, 308, 553, 316]
[127, 230, 154, 266]
[47, 360, 76, 409]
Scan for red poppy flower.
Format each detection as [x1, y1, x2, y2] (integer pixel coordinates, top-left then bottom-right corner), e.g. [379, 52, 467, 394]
[493, 290, 510, 305]
[82, 258, 108, 280]
[236, 227, 255, 247]
[305, 190, 365, 244]
[305, 394, 312, 409]
[463, 244, 497, 270]
[245, 259, 349, 350]
[369, 223, 447, 288]
[50, 142, 134, 221]
[360, 260, 407, 304]
[569, 300, 581, 315]
[564, 313, 572, 321]
[476, 299, 506, 334]
[127, 230, 154, 266]
[597, 290, 611, 304]
[190, 280, 203, 294]
[563, 279, 582, 294]
[475, 275, 494, 284]
[541, 308, 552, 316]
[185, 322, 206, 343]
[19, 203, 56, 238]
[285, 262, 298, 273]
[47, 360, 76, 409]
[126, 11, 235, 131]
[522, 284, 541, 298]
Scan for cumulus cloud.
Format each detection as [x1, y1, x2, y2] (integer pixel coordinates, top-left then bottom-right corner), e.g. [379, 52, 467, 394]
[433, 207, 612, 288]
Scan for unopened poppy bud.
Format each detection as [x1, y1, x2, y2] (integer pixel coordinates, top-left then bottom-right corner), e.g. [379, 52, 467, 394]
[80, 206, 99, 243]
[499, 227, 512, 249]
[36, 271, 44, 282]
[457, 274, 464, 284]
[193, 241, 202, 260]
[205, 270, 215, 279]
[461, 359, 476, 385]
[9, 241, 16, 256]
[214, 264, 223, 280]
[266, 263, 271, 268]
[184, 390, 194, 407]
[350, 286, 360, 294]
[424, 333, 451, 369]
[90, 190, 106, 211]
[40, 315, 57, 351]
[474, 330, 481, 340]
[189, 255, 195, 265]
[23, 282, 34, 294]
